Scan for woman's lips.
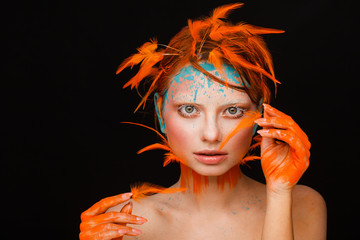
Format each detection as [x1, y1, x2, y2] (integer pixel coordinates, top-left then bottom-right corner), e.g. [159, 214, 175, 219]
[193, 150, 228, 164]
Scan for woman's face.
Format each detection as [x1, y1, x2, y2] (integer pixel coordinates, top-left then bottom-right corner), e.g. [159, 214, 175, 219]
[161, 62, 257, 176]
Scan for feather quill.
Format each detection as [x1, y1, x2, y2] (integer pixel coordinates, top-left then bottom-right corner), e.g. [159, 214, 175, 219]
[131, 182, 187, 202]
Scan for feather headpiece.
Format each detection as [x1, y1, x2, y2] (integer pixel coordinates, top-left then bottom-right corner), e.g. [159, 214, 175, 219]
[117, 2, 284, 111]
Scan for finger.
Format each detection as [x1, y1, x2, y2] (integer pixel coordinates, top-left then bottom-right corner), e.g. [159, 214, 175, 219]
[81, 223, 142, 240]
[80, 223, 128, 240]
[113, 202, 133, 240]
[81, 193, 132, 221]
[120, 201, 133, 214]
[255, 117, 311, 150]
[80, 212, 147, 231]
[259, 107, 275, 153]
[89, 229, 129, 240]
[262, 104, 311, 150]
[257, 129, 310, 160]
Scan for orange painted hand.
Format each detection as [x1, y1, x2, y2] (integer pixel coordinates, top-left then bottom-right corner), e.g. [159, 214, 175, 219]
[79, 193, 147, 240]
[255, 104, 311, 193]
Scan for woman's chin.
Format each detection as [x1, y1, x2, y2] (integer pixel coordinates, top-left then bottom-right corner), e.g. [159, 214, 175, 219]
[191, 164, 237, 177]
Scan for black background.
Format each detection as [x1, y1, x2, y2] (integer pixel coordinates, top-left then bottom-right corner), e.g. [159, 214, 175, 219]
[4, 0, 358, 239]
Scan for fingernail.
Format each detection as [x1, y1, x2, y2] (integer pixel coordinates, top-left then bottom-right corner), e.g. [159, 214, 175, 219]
[118, 229, 127, 234]
[263, 103, 271, 109]
[123, 192, 133, 198]
[255, 118, 264, 124]
[132, 228, 142, 234]
[257, 129, 268, 134]
[137, 217, 148, 222]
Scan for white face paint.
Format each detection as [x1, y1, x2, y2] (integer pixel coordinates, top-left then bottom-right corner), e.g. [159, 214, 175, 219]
[161, 62, 256, 176]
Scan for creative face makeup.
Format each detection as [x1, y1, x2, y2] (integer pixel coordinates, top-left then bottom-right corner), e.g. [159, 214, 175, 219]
[158, 62, 257, 176]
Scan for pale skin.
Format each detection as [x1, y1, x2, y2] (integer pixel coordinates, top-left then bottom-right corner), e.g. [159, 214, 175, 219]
[79, 63, 327, 240]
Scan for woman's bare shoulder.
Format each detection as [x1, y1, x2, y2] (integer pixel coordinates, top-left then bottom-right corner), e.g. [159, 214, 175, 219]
[293, 185, 327, 211]
[292, 185, 327, 239]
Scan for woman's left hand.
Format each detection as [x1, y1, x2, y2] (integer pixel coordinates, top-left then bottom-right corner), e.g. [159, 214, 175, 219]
[255, 104, 311, 194]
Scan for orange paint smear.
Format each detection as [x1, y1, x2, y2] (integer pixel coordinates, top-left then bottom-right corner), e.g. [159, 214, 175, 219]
[262, 146, 308, 188]
[180, 164, 241, 194]
[180, 164, 209, 194]
[130, 182, 186, 202]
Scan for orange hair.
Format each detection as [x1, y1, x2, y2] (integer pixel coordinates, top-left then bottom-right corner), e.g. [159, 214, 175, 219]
[117, 2, 284, 111]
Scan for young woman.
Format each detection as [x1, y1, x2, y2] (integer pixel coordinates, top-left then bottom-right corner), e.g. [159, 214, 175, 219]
[79, 3, 326, 240]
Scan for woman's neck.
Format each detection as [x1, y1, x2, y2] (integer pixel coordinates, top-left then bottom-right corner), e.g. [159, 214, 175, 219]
[171, 164, 251, 212]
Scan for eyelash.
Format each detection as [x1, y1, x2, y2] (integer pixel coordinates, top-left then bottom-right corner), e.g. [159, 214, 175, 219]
[224, 106, 245, 119]
[177, 105, 199, 118]
[177, 105, 246, 119]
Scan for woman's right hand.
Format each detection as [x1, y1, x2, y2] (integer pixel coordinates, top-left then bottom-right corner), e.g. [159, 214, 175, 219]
[79, 192, 148, 240]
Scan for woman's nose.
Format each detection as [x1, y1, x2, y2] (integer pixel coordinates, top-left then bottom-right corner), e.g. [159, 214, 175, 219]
[201, 116, 221, 143]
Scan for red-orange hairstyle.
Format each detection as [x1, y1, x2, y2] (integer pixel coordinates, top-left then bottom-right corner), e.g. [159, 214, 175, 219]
[117, 3, 284, 195]
[117, 2, 283, 111]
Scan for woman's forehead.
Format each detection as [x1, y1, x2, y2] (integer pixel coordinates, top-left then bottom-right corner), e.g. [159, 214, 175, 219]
[172, 62, 243, 85]
[164, 62, 251, 104]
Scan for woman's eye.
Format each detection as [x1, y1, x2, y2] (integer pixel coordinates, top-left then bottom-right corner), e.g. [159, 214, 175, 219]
[178, 105, 198, 117]
[185, 106, 195, 113]
[225, 106, 245, 118]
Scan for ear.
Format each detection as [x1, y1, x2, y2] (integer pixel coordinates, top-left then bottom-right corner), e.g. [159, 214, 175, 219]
[252, 98, 264, 136]
[154, 93, 166, 134]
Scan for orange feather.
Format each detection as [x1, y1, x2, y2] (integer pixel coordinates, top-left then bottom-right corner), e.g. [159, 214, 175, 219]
[210, 23, 284, 41]
[130, 182, 187, 202]
[116, 40, 158, 74]
[137, 143, 170, 154]
[116, 39, 164, 90]
[211, 3, 244, 23]
[219, 110, 262, 150]
[241, 24, 285, 35]
[122, 54, 163, 89]
[121, 122, 185, 165]
[188, 19, 210, 57]
[208, 48, 228, 86]
[242, 155, 261, 162]
[134, 69, 164, 112]
[220, 43, 281, 85]
[163, 152, 183, 167]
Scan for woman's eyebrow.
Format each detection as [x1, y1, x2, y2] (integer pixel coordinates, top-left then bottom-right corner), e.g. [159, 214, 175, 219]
[171, 100, 250, 107]
[221, 100, 250, 106]
[172, 100, 201, 106]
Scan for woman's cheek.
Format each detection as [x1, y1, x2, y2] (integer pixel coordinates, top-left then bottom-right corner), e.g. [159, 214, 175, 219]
[165, 114, 195, 160]
[225, 126, 253, 159]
